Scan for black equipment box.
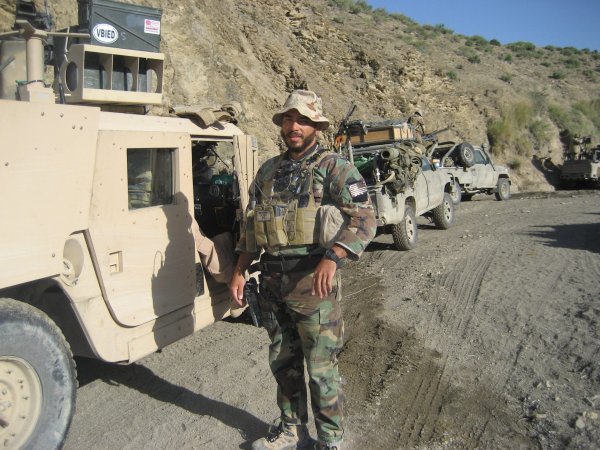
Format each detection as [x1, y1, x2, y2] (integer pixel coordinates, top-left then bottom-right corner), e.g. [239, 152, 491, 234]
[77, 0, 162, 52]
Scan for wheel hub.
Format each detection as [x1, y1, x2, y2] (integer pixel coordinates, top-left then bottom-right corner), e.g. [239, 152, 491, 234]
[0, 357, 42, 450]
[405, 215, 415, 240]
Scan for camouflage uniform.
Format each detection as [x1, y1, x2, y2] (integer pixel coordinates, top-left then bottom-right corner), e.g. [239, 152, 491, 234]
[407, 111, 425, 143]
[236, 142, 376, 445]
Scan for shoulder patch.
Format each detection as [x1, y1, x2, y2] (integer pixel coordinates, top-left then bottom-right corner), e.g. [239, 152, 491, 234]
[348, 180, 368, 202]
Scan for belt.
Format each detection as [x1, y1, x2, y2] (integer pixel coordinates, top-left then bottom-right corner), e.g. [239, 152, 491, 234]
[259, 253, 323, 274]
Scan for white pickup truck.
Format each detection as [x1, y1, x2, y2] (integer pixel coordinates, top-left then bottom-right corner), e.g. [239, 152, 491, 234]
[427, 141, 511, 204]
[338, 120, 457, 250]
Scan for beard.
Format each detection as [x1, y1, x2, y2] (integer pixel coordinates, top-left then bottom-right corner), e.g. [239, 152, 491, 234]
[282, 128, 318, 156]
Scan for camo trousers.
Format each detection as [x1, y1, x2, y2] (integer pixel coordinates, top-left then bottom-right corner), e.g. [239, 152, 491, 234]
[259, 269, 344, 443]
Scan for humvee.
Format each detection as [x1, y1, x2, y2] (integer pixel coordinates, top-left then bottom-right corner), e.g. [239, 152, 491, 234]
[0, 1, 257, 448]
[337, 117, 456, 250]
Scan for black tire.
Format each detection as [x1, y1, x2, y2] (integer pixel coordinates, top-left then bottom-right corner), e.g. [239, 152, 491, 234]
[458, 143, 475, 167]
[450, 180, 462, 205]
[495, 178, 511, 201]
[432, 193, 455, 229]
[0, 298, 77, 450]
[391, 205, 418, 250]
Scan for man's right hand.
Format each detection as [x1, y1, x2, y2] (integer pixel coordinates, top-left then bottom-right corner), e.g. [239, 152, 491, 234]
[229, 271, 247, 307]
[228, 251, 255, 307]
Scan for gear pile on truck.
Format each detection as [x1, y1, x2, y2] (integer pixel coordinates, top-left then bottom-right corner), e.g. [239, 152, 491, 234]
[335, 111, 457, 250]
[0, 1, 258, 448]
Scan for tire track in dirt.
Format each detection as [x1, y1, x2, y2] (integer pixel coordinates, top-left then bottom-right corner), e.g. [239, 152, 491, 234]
[395, 243, 498, 446]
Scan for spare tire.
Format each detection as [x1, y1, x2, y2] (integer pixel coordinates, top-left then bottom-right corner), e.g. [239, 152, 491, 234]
[457, 143, 475, 167]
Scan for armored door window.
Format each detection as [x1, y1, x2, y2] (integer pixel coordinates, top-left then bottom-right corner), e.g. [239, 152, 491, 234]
[127, 148, 174, 209]
[473, 150, 487, 165]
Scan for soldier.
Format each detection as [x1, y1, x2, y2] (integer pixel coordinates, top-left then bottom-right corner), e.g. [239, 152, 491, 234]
[229, 90, 376, 450]
[407, 109, 426, 143]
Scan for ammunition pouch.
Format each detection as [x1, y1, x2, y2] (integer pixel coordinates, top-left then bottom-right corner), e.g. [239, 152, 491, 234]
[252, 198, 319, 251]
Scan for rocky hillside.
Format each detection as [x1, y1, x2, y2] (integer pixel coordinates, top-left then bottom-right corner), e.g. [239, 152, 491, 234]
[2, 0, 599, 192]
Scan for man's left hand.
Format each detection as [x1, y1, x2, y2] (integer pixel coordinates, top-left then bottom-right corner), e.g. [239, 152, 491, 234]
[312, 245, 347, 298]
[312, 258, 337, 299]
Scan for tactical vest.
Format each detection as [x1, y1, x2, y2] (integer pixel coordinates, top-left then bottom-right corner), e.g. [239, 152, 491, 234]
[250, 148, 333, 253]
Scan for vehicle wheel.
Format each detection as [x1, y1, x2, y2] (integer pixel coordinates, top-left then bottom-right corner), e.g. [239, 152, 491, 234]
[495, 178, 511, 201]
[458, 143, 475, 167]
[0, 298, 77, 450]
[391, 205, 418, 250]
[450, 180, 462, 205]
[432, 193, 455, 229]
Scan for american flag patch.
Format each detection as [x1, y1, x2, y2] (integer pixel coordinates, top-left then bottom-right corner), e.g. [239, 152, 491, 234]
[348, 181, 367, 198]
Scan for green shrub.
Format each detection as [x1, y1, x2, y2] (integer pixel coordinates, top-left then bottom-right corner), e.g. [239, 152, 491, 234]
[550, 71, 565, 79]
[573, 99, 600, 130]
[372, 8, 388, 22]
[529, 91, 548, 114]
[563, 57, 580, 69]
[389, 13, 416, 26]
[350, 0, 372, 14]
[330, 0, 372, 14]
[541, 61, 550, 67]
[468, 54, 481, 64]
[434, 24, 453, 35]
[504, 54, 513, 62]
[487, 100, 552, 157]
[529, 119, 552, 145]
[447, 70, 457, 80]
[500, 74, 513, 83]
[548, 100, 600, 137]
[507, 41, 536, 57]
[490, 39, 501, 46]
[466, 35, 489, 49]
[560, 46, 580, 56]
[507, 158, 521, 170]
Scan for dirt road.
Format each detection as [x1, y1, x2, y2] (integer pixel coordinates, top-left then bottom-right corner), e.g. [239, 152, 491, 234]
[64, 190, 600, 449]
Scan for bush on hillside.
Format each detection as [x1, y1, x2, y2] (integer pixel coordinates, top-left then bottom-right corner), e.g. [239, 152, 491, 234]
[487, 100, 554, 157]
[548, 99, 600, 137]
[563, 57, 580, 69]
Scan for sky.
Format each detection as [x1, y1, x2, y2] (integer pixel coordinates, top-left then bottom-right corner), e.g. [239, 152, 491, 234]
[367, 0, 600, 51]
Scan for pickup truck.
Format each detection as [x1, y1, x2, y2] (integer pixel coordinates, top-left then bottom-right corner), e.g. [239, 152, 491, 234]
[427, 141, 511, 204]
[339, 120, 457, 250]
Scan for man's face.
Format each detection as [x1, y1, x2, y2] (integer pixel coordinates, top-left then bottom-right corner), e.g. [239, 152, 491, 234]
[280, 109, 320, 157]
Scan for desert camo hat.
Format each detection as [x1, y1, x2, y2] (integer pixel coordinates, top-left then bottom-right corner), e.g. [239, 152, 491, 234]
[272, 89, 330, 131]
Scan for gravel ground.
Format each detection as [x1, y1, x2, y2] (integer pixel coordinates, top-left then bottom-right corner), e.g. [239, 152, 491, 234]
[64, 190, 600, 450]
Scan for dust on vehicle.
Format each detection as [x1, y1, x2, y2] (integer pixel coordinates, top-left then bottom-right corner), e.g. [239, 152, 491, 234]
[0, 1, 257, 448]
[427, 139, 511, 204]
[335, 108, 456, 251]
[560, 135, 600, 189]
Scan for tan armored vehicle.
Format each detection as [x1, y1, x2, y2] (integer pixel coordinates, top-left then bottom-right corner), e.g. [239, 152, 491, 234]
[560, 136, 600, 188]
[0, 1, 257, 448]
[336, 115, 456, 250]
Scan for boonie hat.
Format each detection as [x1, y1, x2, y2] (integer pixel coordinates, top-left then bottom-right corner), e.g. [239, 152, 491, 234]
[272, 90, 330, 131]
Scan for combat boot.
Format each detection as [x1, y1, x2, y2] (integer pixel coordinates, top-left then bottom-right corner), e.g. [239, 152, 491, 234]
[251, 422, 311, 450]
